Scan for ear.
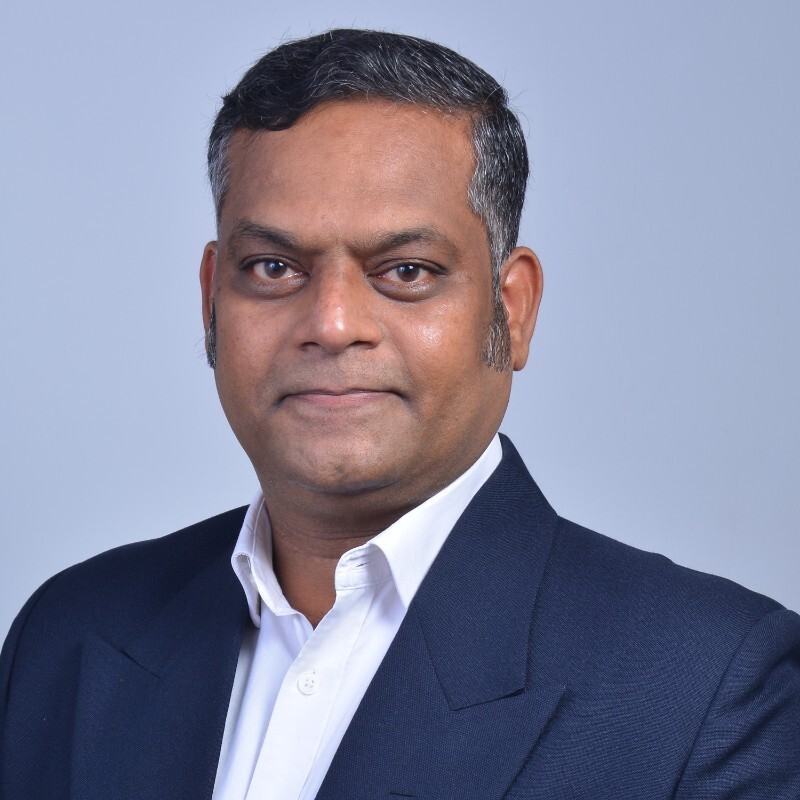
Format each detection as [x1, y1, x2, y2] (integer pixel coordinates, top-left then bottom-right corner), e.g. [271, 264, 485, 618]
[500, 246, 543, 371]
[199, 241, 218, 331]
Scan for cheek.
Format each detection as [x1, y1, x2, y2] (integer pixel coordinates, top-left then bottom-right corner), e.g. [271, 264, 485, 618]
[214, 309, 283, 403]
[392, 301, 488, 396]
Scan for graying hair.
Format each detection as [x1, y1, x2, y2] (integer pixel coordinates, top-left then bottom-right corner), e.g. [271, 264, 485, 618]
[206, 29, 529, 370]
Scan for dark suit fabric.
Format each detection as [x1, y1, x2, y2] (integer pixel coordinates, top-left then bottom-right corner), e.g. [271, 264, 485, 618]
[2, 437, 799, 799]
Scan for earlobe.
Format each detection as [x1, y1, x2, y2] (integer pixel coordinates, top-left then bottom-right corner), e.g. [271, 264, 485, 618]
[501, 247, 543, 371]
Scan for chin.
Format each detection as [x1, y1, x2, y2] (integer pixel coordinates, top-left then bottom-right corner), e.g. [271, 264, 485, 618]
[289, 464, 396, 497]
[273, 437, 402, 496]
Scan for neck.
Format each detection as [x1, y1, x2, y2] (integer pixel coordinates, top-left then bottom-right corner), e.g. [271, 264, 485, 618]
[263, 488, 419, 627]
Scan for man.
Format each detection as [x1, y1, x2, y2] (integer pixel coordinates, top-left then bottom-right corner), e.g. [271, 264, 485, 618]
[1, 28, 798, 800]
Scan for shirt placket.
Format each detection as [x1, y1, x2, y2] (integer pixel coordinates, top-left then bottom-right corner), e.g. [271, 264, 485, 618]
[244, 553, 382, 800]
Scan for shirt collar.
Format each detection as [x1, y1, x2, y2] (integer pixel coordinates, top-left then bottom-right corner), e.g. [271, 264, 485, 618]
[231, 434, 502, 626]
[231, 500, 292, 626]
[369, 435, 502, 608]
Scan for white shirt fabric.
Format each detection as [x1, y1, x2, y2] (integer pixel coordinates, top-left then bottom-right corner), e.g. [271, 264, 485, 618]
[212, 435, 502, 800]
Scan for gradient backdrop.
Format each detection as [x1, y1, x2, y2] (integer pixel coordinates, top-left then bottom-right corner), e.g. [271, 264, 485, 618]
[2, 0, 798, 636]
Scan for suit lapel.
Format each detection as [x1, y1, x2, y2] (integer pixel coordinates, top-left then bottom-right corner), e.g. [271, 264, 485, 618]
[69, 438, 563, 799]
[70, 549, 249, 800]
[318, 436, 566, 799]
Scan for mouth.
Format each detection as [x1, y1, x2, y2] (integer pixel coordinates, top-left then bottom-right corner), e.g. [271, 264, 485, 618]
[280, 388, 398, 409]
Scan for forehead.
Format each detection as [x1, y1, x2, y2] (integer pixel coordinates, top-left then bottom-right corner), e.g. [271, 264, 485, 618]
[219, 100, 483, 247]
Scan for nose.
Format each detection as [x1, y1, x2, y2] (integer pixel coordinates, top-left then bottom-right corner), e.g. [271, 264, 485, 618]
[297, 262, 383, 354]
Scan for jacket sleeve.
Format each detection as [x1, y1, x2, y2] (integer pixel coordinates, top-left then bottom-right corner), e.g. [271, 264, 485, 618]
[0, 576, 60, 783]
[674, 607, 800, 799]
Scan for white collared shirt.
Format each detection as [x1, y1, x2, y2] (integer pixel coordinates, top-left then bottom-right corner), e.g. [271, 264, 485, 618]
[212, 435, 502, 800]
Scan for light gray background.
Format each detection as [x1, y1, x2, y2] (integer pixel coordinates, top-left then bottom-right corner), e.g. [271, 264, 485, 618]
[2, 0, 798, 637]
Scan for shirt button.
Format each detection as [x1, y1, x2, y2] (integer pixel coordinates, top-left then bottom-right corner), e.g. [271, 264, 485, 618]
[297, 671, 320, 695]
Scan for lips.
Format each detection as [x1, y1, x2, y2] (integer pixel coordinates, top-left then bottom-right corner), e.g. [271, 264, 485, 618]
[286, 388, 385, 396]
[279, 383, 400, 399]
[281, 389, 395, 409]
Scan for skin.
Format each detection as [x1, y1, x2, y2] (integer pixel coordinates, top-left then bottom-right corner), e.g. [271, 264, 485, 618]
[200, 99, 543, 626]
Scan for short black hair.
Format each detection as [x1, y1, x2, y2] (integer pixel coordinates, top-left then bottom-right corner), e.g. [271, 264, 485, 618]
[208, 28, 529, 276]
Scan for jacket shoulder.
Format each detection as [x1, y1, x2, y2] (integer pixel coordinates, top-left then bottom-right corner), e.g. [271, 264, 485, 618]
[0, 507, 249, 798]
[559, 516, 779, 604]
[2, 506, 248, 656]
[535, 516, 784, 682]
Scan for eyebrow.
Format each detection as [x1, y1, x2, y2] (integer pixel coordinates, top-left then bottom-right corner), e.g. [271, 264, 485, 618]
[226, 219, 459, 260]
[226, 221, 303, 258]
[360, 227, 457, 254]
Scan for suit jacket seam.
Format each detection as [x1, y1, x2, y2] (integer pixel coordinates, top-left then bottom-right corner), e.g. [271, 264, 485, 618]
[669, 605, 784, 798]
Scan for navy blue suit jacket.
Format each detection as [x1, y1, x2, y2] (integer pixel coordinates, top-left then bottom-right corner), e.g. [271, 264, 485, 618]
[2, 437, 799, 798]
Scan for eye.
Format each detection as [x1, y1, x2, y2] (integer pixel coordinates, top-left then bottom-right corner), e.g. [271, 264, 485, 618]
[370, 260, 444, 300]
[251, 258, 300, 280]
[391, 264, 423, 282]
[382, 263, 430, 283]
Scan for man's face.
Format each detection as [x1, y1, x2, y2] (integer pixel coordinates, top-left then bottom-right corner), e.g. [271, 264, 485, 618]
[201, 100, 537, 511]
